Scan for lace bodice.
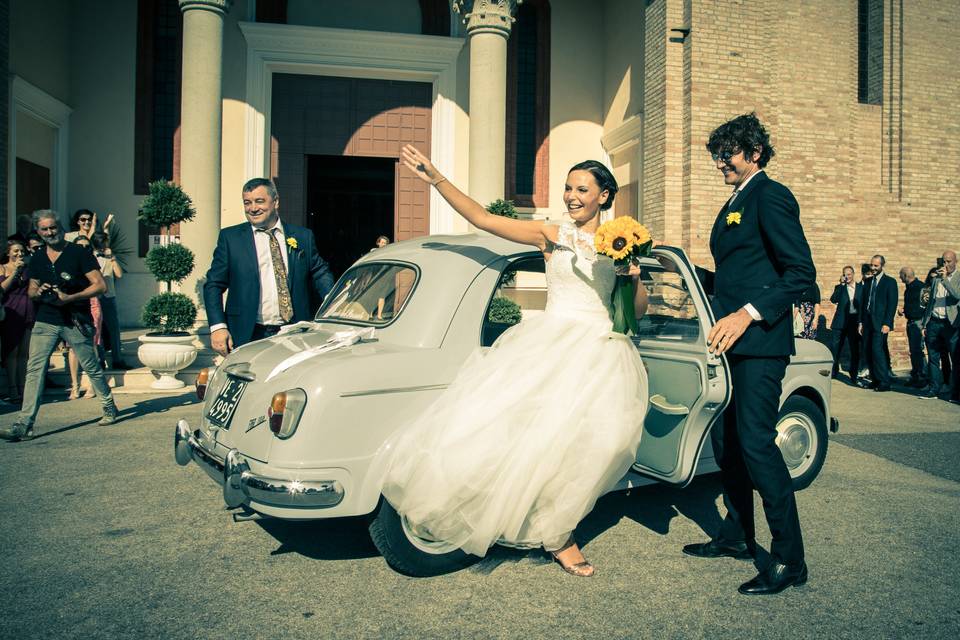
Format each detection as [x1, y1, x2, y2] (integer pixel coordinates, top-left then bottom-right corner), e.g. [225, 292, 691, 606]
[544, 222, 616, 325]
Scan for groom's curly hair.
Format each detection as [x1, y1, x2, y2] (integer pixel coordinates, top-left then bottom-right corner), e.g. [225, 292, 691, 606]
[706, 112, 775, 168]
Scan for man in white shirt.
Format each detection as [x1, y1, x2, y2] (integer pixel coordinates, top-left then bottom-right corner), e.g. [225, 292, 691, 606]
[203, 179, 334, 355]
[829, 265, 861, 381]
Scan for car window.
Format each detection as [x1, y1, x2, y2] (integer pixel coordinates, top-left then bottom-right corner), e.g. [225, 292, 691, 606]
[317, 263, 418, 326]
[481, 257, 546, 346]
[634, 256, 702, 343]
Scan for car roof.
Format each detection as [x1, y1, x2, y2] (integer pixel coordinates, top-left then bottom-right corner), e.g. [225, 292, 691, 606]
[355, 233, 539, 271]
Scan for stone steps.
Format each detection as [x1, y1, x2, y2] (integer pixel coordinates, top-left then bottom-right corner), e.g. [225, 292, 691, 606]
[2, 329, 218, 395]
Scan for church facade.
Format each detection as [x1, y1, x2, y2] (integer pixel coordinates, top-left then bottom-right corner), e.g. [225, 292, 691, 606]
[5, 0, 958, 365]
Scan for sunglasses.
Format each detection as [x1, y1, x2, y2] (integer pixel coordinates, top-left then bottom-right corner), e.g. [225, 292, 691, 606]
[710, 149, 740, 163]
[78, 217, 93, 223]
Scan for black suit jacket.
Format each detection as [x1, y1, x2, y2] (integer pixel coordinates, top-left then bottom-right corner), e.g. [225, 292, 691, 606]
[860, 273, 898, 331]
[829, 282, 861, 329]
[709, 172, 816, 357]
[202, 221, 335, 346]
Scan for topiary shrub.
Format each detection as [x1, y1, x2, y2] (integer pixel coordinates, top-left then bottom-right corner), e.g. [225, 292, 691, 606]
[138, 179, 196, 228]
[141, 292, 198, 334]
[145, 243, 195, 288]
[486, 198, 518, 219]
[487, 296, 522, 325]
[138, 181, 198, 334]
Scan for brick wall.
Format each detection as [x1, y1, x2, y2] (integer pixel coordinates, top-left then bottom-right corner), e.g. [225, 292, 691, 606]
[642, 0, 960, 368]
[0, 0, 9, 232]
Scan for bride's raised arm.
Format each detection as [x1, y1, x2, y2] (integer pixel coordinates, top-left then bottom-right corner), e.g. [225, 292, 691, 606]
[401, 145, 553, 251]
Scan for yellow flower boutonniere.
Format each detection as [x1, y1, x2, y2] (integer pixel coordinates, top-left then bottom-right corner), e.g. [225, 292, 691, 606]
[286, 237, 298, 250]
[726, 211, 742, 226]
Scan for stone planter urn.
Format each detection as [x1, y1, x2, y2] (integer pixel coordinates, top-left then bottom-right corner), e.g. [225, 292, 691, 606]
[137, 333, 198, 390]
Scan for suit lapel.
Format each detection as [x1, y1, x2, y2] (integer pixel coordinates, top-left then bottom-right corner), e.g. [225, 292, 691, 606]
[284, 224, 296, 290]
[710, 172, 768, 258]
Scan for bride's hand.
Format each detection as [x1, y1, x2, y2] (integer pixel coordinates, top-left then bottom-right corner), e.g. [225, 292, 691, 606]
[401, 145, 444, 185]
[615, 262, 643, 279]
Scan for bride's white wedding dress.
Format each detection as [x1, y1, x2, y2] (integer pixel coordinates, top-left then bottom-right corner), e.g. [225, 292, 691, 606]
[379, 222, 649, 556]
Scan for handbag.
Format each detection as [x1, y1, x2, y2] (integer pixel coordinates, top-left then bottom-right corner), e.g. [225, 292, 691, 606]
[792, 305, 804, 336]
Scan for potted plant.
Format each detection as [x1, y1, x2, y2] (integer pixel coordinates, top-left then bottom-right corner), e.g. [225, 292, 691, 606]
[136, 180, 199, 389]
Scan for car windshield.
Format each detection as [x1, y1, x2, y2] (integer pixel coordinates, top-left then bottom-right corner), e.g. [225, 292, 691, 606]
[317, 263, 417, 325]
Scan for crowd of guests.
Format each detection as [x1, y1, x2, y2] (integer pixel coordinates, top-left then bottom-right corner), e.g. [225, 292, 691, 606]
[0, 209, 130, 407]
[825, 251, 959, 404]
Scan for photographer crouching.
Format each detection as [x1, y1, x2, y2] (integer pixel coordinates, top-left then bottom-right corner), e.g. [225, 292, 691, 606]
[0, 210, 118, 441]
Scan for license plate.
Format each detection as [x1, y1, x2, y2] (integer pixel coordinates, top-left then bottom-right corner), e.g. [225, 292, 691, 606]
[206, 377, 247, 429]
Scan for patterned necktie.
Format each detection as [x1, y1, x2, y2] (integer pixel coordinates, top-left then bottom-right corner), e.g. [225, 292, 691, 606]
[258, 228, 293, 323]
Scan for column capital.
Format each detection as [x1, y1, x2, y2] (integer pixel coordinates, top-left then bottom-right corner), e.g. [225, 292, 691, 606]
[179, 0, 231, 16]
[453, 0, 521, 37]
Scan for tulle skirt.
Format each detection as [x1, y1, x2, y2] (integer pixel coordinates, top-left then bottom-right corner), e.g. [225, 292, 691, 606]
[378, 309, 648, 557]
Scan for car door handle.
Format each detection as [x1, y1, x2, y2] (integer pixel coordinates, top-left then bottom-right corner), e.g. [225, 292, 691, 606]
[649, 394, 690, 416]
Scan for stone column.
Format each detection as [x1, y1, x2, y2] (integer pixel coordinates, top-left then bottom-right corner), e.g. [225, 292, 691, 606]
[178, 0, 230, 326]
[454, 1, 519, 210]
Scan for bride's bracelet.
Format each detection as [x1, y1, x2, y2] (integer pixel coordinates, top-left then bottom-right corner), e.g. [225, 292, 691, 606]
[432, 177, 447, 187]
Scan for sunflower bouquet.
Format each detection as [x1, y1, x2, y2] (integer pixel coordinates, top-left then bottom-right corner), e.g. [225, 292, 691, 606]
[594, 216, 654, 334]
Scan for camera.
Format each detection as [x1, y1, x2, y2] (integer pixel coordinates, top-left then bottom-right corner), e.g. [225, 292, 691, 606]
[936, 257, 945, 269]
[860, 263, 872, 277]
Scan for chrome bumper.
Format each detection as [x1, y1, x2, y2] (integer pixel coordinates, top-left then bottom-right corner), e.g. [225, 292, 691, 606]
[173, 419, 344, 510]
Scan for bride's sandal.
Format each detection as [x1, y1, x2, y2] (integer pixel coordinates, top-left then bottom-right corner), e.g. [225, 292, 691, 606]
[550, 540, 596, 577]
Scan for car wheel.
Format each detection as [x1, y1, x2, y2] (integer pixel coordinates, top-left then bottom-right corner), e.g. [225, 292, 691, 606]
[368, 499, 478, 577]
[775, 395, 828, 491]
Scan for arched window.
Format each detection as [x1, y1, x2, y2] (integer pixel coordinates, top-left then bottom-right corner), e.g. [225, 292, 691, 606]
[506, 0, 550, 208]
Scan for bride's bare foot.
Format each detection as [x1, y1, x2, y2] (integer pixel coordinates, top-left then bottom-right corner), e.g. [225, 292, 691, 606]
[550, 540, 595, 577]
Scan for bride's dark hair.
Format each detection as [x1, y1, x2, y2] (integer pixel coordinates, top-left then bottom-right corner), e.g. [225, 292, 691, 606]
[568, 160, 618, 211]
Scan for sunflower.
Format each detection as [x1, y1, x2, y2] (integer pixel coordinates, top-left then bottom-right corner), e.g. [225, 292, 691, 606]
[594, 217, 653, 263]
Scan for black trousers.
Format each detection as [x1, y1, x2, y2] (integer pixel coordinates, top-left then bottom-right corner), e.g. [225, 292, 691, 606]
[251, 323, 284, 341]
[862, 322, 893, 386]
[925, 318, 959, 397]
[905, 319, 926, 381]
[830, 317, 860, 378]
[713, 354, 804, 565]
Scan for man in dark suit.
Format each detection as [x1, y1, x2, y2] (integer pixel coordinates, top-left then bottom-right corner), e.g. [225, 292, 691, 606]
[203, 178, 335, 355]
[682, 113, 816, 596]
[858, 254, 898, 392]
[829, 265, 861, 381]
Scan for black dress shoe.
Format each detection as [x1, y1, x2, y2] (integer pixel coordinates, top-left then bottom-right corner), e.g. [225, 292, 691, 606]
[874, 384, 891, 392]
[738, 561, 808, 595]
[682, 539, 753, 560]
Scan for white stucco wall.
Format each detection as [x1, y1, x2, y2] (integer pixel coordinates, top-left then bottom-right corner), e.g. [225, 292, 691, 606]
[9, 0, 71, 103]
[15, 111, 56, 168]
[544, 0, 606, 220]
[66, 0, 154, 327]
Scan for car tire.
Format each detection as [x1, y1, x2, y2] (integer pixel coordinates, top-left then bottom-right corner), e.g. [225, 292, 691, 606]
[368, 499, 478, 577]
[775, 395, 828, 491]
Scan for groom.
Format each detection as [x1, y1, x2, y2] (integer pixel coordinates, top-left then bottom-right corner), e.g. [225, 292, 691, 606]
[684, 113, 816, 595]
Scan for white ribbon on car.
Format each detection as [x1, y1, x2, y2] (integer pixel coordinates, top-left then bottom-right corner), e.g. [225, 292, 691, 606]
[265, 326, 376, 382]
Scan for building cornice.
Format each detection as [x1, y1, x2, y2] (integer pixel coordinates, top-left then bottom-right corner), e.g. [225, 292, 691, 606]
[238, 22, 464, 72]
[601, 114, 644, 156]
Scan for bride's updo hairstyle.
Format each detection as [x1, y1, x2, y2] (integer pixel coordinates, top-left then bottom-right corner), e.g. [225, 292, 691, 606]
[568, 160, 619, 211]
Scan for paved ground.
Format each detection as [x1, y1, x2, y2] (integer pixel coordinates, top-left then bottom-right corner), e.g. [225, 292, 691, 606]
[1, 378, 959, 639]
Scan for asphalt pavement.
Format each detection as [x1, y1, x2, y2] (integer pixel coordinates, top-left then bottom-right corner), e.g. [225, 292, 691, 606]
[1, 378, 958, 640]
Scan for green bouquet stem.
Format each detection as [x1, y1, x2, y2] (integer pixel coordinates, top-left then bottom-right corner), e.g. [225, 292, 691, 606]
[611, 272, 637, 335]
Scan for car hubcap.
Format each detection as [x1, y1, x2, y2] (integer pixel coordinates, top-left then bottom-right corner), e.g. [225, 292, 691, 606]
[400, 515, 459, 555]
[776, 412, 816, 478]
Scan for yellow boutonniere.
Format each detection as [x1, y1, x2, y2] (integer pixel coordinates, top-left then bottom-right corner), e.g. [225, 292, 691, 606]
[726, 211, 742, 226]
[286, 237, 298, 250]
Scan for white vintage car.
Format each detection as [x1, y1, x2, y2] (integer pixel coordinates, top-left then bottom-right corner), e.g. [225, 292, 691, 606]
[174, 234, 837, 576]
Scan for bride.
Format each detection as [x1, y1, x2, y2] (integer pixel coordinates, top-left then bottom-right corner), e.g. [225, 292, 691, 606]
[378, 145, 650, 577]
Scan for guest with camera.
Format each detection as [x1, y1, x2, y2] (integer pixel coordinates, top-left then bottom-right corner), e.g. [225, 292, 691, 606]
[919, 251, 960, 402]
[0, 211, 119, 442]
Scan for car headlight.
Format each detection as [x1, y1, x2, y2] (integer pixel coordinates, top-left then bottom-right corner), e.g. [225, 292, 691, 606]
[268, 388, 307, 439]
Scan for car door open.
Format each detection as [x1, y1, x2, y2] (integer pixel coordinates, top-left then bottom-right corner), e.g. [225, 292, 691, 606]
[630, 247, 731, 486]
